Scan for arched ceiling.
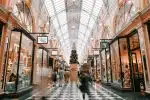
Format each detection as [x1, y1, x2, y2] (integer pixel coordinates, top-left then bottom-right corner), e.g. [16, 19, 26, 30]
[44, 0, 104, 63]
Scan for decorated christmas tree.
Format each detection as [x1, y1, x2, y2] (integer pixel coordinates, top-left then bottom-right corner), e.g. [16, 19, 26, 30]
[69, 43, 79, 64]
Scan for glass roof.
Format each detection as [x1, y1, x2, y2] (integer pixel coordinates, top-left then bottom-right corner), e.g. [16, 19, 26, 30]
[77, 0, 103, 57]
[44, 0, 103, 62]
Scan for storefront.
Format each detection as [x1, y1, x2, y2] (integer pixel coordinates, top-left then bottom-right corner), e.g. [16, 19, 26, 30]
[2, 28, 35, 93]
[108, 30, 145, 92]
[0, 21, 3, 43]
[35, 48, 49, 86]
[144, 20, 150, 93]
[100, 41, 112, 84]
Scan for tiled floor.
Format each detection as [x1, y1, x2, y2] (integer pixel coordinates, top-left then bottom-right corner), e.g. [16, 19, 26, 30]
[26, 83, 125, 100]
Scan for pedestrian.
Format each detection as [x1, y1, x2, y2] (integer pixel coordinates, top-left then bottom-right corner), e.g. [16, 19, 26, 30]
[79, 63, 90, 100]
[64, 69, 70, 85]
[58, 67, 64, 87]
[51, 67, 57, 87]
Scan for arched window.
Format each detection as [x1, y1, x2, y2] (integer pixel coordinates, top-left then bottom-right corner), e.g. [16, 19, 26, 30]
[115, 0, 136, 33]
[12, 1, 32, 32]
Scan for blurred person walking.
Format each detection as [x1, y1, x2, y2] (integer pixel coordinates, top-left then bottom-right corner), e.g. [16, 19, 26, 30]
[51, 67, 58, 87]
[58, 67, 64, 87]
[64, 69, 70, 85]
[79, 63, 91, 100]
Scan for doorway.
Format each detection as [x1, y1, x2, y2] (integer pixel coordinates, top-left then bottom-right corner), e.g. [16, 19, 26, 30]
[129, 33, 145, 92]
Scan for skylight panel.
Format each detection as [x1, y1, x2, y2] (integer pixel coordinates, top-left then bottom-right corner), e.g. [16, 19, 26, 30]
[82, 0, 94, 13]
[88, 18, 95, 29]
[44, 0, 55, 16]
[58, 11, 67, 25]
[78, 33, 84, 39]
[53, 0, 65, 13]
[80, 11, 90, 25]
[79, 25, 87, 33]
[56, 29, 62, 37]
[52, 18, 59, 29]
[85, 30, 91, 38]
[64, 33, 69, 39]
[61, 25, 68, 34]
[92, 0, 102, 17]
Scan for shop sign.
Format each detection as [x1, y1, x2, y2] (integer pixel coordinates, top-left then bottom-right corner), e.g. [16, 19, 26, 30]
[52, 50, 58, 56]
[100, 42, 109, 49]
[37, 36, 48, 44]
[94, 50, 100, 56]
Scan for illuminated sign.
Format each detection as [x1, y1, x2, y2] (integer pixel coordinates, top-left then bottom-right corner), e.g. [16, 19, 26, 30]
[52, 51, 58, 56]
[94, 50, 100, 55]
[37, 36, 48, 44]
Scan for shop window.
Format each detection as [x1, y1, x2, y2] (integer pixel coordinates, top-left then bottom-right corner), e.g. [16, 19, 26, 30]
[119, 38, 131, 88]
[106, 48, 111, 83]
[0, 22, 3, 43]
[12, 1, 32, 32]
[110, 40, 121, 86]
[35, 49, 49, 85]
[17, 33, 33, 90]
[4, 31, 34, 92]
[101, 50, 107, 82]
[5, 31, 21, 92]
[147, 23, 150, 42]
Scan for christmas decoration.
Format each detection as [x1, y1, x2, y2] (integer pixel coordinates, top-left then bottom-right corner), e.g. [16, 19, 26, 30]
[69, 50, 79, 64]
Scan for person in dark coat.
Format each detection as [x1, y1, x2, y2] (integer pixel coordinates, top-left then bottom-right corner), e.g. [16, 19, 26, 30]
[79, 63, 91, 100]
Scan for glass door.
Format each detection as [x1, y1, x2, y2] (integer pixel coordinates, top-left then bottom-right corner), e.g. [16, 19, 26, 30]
[129, 33, 145, 92]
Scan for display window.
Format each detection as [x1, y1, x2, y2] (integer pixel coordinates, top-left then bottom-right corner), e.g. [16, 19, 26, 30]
[145, 21, 150, 89]
[106, 48, 112, 83]
[35, 49, 49, 85]
[119, 38, 131, 88]
[4, 31, 21, 92]
[0, 22, 3, 43]
[109, 31, 145, 91]
[3, 30, 34, 93]
[17, 33, 33, 90]
[36, 49, 43, 84]
[128, 33, 145, 92]
[101, 50, 107, 82]
[110, 40, 121, 86]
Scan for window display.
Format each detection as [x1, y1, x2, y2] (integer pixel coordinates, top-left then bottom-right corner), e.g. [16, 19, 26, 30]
[106, 48, 111, 83]
[110, 40, 121, 86]
[3, 31, 34, 93]
[119, 38, 131, 88]
[17, 34, 33, 90]
[101, 50, 107, 82]
[35, 49, 49, 85]
[36, 49, 43, 84]
[0, 22, 3, 43]
[5, 31, 21, 92]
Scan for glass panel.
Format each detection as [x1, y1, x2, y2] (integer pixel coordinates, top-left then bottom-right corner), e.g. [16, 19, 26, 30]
[36, 49, 43, 84]
[129, 33, 139, 50]
[106, 48, 111, 83]
[53, 18, 59, 29]
[43, 50, 48, 68]
[57, 11, 67, 25]
[5, 31, 21, 92]
[0, 22, 3, 43]
[18, 34, 33, 90]
[44, 0, 55, 16]
[82, 0, 94, 13]
[80, 11, 90, 25]
[88, 18, 95, 29]
[110, 40, 121, 86]
[101, 50, 107, 82]
[119, 38, 131, 88]
[53, 0, 65, 13]
[79, 25, 87, 34]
